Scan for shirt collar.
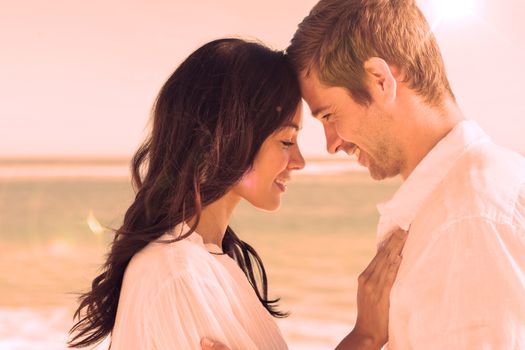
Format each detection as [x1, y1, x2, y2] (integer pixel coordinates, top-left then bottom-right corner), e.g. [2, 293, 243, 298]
[166, 222, 225, 254]
[376, 120, 490, 243]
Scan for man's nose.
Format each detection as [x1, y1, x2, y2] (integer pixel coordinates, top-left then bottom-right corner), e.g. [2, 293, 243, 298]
[324, 124, 343, 154]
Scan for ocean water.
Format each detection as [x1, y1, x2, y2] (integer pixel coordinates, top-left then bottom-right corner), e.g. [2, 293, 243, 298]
[0, 159, 400, 349]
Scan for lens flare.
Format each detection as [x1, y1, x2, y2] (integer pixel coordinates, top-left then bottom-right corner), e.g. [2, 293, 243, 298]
[87, 211, 105, 235]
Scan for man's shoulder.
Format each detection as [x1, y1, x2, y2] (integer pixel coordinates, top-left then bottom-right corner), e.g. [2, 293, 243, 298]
[433, 141, 525, 222]
[466, 141, 525, 173]
[446, 140, 525, 188]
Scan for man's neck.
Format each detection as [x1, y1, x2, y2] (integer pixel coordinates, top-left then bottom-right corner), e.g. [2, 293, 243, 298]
[399, 98, 465, 180]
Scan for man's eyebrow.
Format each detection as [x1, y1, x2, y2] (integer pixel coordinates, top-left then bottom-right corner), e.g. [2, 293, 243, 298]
[311, 106, 331, 118]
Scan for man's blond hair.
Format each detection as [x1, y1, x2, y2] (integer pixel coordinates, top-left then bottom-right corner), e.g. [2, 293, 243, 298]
[287, 0, 455, 107]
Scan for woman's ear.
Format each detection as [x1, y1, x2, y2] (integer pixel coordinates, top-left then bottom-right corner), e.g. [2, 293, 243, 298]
[363, 57, 397, 105]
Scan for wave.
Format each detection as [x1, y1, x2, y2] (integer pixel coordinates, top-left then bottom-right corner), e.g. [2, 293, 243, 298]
[0, 160, 365, 179]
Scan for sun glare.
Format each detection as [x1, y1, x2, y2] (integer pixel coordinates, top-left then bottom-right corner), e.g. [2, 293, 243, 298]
[432, 0, 476, 21]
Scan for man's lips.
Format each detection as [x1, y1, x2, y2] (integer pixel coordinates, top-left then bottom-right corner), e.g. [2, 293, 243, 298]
[342, 143, 368, 167]
[341, 143, 358, 156]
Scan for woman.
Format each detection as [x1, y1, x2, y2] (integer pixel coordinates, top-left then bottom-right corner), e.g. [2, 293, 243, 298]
[69, 38, 405, 350]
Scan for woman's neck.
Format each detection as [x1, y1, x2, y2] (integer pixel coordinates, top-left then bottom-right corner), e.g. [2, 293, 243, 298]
[188, 191, 241, 247]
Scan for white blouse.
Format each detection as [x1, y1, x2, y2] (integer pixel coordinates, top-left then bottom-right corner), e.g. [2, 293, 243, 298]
[111, 224, 288, 350]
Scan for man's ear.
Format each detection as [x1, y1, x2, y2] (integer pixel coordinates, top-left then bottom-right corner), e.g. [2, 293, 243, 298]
[363, 57, 397, 104]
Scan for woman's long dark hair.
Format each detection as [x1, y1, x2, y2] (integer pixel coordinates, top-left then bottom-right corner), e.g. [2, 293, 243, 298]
[68, 38, 301, 348]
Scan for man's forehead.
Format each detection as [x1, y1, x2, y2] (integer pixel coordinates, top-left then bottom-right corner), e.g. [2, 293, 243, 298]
[298, 71, 327, 114]
[299, 83, 332, 118]
[298, 68, 321, 87]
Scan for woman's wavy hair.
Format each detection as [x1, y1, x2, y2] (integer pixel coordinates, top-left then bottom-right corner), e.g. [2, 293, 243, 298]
[68, 38, 301, 348]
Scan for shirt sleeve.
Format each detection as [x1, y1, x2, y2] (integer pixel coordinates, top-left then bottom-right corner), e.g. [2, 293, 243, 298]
[143, 271, 259, 350]
[405, 215, 525, 349]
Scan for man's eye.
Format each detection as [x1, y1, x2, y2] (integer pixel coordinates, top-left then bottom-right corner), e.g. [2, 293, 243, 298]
[322, 114, 332, 121]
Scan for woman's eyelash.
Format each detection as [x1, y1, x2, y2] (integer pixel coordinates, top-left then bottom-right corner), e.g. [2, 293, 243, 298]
[281, 141, 295, 147]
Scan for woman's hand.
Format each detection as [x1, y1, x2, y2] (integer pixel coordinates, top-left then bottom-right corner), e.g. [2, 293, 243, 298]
[201, 338, 230, 350]
[336, 228, 408, 350]
[201, 229, 408, 350]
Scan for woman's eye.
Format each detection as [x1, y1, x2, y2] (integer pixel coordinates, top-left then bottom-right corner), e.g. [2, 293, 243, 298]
[281, 141, 295, 148]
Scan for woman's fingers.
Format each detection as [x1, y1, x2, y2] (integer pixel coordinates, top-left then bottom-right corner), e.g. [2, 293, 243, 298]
[368, 229, 407, 287]
[385, 254, 402, 285]
[360, 229, 407, 283]
[353, 229, 408, 346]
[386, 229, 407, 260]
[201, 338, 231, 350]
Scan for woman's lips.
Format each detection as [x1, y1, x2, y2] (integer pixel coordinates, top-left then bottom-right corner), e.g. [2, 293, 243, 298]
[274, 179, 288, 192]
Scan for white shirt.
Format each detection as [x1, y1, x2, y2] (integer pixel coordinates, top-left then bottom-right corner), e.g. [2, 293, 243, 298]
[111, 224, 288, 350]
[377, 121, 525, 349]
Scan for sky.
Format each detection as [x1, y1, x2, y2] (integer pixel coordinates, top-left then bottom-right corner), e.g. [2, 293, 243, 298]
[1, 0, 524, 158]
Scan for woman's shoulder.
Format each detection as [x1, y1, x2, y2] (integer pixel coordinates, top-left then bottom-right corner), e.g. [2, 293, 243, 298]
[112, 232, 226, 348]
[128, 231, 215, 282]
[119, 226, 232, 307]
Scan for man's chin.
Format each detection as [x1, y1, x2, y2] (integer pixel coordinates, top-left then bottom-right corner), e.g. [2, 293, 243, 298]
[368, 164, 397, 181]
[369, 170, 387, 181]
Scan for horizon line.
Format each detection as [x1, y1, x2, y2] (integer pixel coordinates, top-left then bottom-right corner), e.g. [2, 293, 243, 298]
[0, 155, 350, 165]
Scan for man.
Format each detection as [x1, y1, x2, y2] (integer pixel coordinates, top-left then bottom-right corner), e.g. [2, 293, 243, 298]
[204, 0, 525, 348]
[287, 0, 525, 348]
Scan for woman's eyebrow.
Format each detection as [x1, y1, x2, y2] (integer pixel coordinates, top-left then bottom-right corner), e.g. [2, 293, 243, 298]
[281, 122, 302, 131]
